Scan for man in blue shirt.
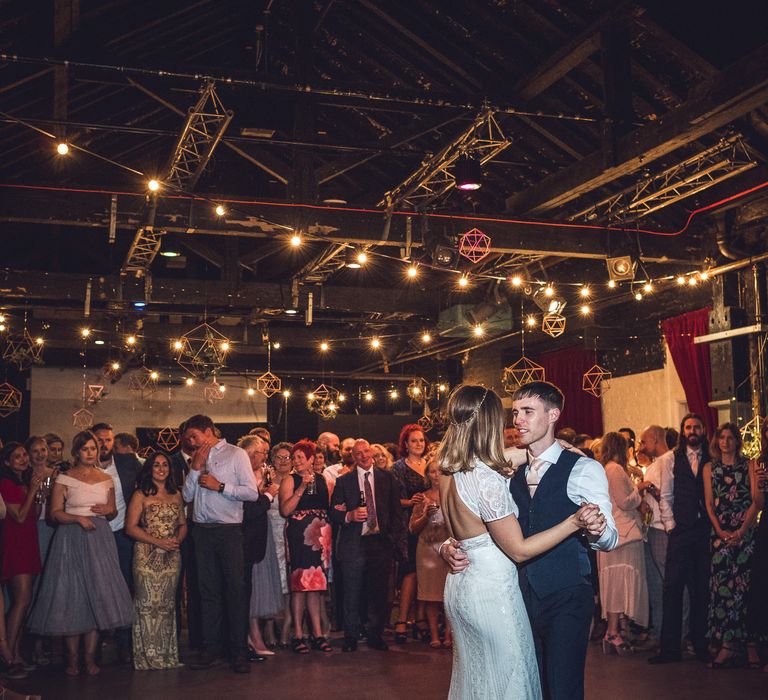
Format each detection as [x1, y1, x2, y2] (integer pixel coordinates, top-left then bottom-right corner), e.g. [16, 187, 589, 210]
[181, 415, 260, 673]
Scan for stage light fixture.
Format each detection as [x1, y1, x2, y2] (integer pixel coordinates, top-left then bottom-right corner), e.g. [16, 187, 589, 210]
[605, 254, 637, 282]
[454, 155, 482, 191]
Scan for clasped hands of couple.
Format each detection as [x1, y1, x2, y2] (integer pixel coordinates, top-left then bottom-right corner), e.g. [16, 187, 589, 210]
[443, 503, 606, 573]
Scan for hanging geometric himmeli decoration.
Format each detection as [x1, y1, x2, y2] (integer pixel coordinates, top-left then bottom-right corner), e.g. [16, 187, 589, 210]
[502, 357, 546, 395]
[430, 409, 450, 432]
[256, 371, 282, 398]
[458, 228, 491, 263]
[417, 404, 433, 432]
[308, 383, 340, 418]
[740, 415, 764, 460]
[173, 323, 231, 378]
[541, 313, 566, 338]
[129, 367, 159, 399]
[137, 446, 155, 459]
[407, 377, 428, 404]
[86, 384, 105, 406]
[72, 407, 94, 430]
[2, 329, 44, 370]
[203, 380, 226, 404]
[156, 427, 180, 452]
[0, 382, 23, 418]
[582, 364, 612, 398]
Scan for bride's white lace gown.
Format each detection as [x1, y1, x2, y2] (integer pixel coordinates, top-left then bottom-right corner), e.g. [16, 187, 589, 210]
[444, 462, 541, 700]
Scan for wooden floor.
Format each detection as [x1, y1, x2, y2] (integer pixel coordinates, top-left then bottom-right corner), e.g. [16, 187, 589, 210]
[5, 636, 767, 700]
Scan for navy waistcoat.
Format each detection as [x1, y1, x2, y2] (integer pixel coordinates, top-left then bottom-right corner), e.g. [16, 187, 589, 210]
[509, 448, 591, 599]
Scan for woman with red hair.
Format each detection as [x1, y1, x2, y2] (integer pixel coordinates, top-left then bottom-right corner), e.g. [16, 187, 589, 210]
[391, 424, 430, 643]
[279, 439, 332, 653]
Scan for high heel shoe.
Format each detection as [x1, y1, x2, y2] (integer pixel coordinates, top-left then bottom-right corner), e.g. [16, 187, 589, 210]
[602, 634, 633, 656]
[412, 619, 430, 642]
[394, 620, 408, 644]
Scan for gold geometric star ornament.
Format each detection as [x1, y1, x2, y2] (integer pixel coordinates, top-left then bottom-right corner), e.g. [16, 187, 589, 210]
[582, 364, 612, 397]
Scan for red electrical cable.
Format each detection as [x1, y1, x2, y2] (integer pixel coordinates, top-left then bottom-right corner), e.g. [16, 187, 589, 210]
[3, 179, 768, 238]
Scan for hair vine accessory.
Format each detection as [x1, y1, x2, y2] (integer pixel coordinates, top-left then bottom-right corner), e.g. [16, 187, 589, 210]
[450, 387, 490, 427]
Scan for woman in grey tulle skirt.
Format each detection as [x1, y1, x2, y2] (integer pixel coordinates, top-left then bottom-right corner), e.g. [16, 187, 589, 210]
[27, 431, 134, 676]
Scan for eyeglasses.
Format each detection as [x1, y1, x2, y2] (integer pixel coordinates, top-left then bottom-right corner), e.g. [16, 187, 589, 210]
[274, 454, 291, 461]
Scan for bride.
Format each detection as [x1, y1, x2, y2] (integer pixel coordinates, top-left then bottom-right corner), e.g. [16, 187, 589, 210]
[438, 384, 601, 700]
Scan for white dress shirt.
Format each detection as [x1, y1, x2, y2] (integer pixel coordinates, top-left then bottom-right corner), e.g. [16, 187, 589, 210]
[659, 446, 701, 532]
[524, 441, 618, 551]
[644, 451, 672, 531]
[182, 439, 260, 524]
[102, 457, 127, 532]
[323, 463, 345, 487]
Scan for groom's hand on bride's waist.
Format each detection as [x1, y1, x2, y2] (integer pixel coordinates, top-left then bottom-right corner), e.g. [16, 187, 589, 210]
[439, 538, 469, 574]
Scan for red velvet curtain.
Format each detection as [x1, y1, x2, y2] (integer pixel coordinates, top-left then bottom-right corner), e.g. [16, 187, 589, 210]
[661, 307, 717, 435]
[535, 346, 603, 437]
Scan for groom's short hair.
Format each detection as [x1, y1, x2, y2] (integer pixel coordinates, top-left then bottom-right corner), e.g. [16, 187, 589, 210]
[512, 381, 564, 411]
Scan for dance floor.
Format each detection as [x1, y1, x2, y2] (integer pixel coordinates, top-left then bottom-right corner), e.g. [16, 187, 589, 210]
[6, 637, 766, 699]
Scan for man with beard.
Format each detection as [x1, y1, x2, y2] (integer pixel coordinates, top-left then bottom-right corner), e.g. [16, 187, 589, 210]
[317, 432, 340, 464]
[323, 436, 356, 487]
[92, 422, 141, 663]
[649, 413, 711, 664]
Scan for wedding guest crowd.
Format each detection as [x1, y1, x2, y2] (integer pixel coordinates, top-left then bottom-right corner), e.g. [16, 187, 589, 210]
[2, 403, 767, 686]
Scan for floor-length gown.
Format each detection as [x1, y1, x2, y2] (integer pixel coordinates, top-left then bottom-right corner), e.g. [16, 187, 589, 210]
[443, 462, 541, 700]
[132, 501, 183, 670]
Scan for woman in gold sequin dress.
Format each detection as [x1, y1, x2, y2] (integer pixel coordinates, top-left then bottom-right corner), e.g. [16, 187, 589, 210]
[126, 452, 187, 670]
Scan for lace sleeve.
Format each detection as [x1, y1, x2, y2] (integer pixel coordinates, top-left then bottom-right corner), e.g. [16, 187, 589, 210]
[474, 463, 517, 522]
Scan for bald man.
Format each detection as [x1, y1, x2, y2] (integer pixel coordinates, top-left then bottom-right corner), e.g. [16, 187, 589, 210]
[638, 425, 674, 648]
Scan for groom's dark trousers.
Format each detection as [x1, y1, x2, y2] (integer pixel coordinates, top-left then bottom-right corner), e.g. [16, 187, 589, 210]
[510, 449, 594, 700]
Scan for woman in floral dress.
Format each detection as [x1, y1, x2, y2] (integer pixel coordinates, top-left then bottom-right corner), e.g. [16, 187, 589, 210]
[279, 439, 332, 653]
[125, 452, 187, 670]
[702, 422, 762, 667]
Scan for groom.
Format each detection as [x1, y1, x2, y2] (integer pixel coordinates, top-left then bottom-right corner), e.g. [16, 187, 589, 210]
[443, 381, 617, 700]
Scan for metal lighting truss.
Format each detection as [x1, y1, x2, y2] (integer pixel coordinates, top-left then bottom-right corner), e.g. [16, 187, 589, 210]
[569, 134, 757, 223]
[122, 81, 233, 275]
[379, 109, 511, 210]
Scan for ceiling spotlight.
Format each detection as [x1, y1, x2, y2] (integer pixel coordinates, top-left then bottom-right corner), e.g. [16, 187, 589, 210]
[133, 301, 146, 309]
[185, 377, 194, 386]
[81, 328, 91, 338]
[94, 339, 105, 345]
[247, 387, 255, 396]
[284, 309, 298, 315]
[606, 254, 637, 282]
[526, 315, 537, 327]
[320, 341, 329, 352]
[160, 250, 181, 258]
[454, 154, 482, 191]
[688, 276, 698, 286]
[273, 341, 281, 349]
[533, 287, 566, 315]
[510, 275, 522, 287]
[473, 325, 484, 337]
[580, 305, 591, 315]
[371, 338, 381, 349]
[608, 280, 617, 289]
[677, 275, 686, 285]
[422, 333, 432, 344]
[458, 275, 469, 288]
[283, 389, 291, 398]
[147, 179, 160, 192]
[643, 282, 653, 293]
[56, 142, 69, 155]
[635, 292, 643, 301]
[407, 265, 418, 278]
[364, 391, 373, 402]
[290, 234, 302, 247]
[220, 341, 230, 352]
[580, 286, 591, 298]
[126, 335, 137, 346]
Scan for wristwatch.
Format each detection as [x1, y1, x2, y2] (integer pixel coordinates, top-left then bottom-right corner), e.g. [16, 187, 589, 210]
[218, 482, 226, 494]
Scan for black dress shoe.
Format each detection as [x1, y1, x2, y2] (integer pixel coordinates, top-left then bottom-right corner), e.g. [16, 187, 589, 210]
[341, 638, 357, 652]
[648, 653, 681, 664]
[247, 648, 267, 662]
[367, 638, 388, 651]
[231, 655, 251, 673]
[189, 651, 218, 670]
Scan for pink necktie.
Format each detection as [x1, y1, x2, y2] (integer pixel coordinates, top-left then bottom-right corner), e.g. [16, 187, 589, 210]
[527, 457, 546, 497]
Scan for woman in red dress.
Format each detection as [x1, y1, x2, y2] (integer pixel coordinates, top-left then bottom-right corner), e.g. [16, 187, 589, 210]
[0, 442, 43, 678]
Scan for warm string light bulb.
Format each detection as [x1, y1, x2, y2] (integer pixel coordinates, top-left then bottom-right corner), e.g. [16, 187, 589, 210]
[370, 338, 381, 349]
[356, 252, 368, 265]
[185, 377, 194, 386]
[580, 287, 591, 298]
[438, 384, 447, 392]
[458, 275, 469, 288]
[338, 393, 346, 403]
[307, 392, 316, 401]
[364, 391, 373, 402]
[608, 280, 617, 289]
[320, 341, 329, 352]
[643, 282, 653, 293]
[526, 315, 537, 328]
[56, 142, 69, 155]
[510, 275, 522, 287]
[215, 204, 226, 217]
[149, 371, 159, 380]
[473, 325, 484, 337]
[389, 389, 399, 400]
[273, 341, 281, 349]
[699, 271, 710, 281]
[544, 286, 554, 297]
[126, 335, 137, 346]
[580, 305, 591, 315]
[81, 328, 91, 338]
[688, 277, 698, 286]
[35, 337, 44, 345]
[421, 333, 431, 344]
[290, 234, 302, 247]
[247, 387, 255, 396]
[173, 340, 183, 350]
[677, 276, 686, 285]
[407, 265, 418, 278]
[635, 292, 643, 301]
[220, 341, 230, 352]
[218, 384, 226, 393]
[111, 362, 121, 371]
[147, 179, 160, 192]
[283, 389, 291, 398]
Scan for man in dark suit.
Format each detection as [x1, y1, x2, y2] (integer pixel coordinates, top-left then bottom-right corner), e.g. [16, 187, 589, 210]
[92, 422, 141, 663]
[330, 439, 404, 652]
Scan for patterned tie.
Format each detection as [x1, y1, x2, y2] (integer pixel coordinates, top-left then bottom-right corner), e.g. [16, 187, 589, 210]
[527, 457, 547, 497]
[364, 471, 378, 531]
[689, 451, 699, 477]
